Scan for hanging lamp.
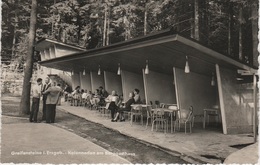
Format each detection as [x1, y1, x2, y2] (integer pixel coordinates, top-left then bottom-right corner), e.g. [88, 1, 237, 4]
[184, 56, 190, 73]
[98, 65, 101, 75]
[145, 60, 149, 74]
[211, 72, 215, 86]
[117, 63, 121, 75]
[83, 67, 86, 76]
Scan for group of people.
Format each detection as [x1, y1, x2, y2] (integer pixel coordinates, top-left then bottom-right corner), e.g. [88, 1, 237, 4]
[30, 77, 142, 124]
[29, 77, 63, 123]
[64, 85, 142, 122]
[66, 86, 109, 108]
[105, 88, 142, 122]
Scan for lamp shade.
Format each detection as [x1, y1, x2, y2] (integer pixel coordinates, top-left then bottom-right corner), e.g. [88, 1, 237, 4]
[83, 68, 86, 75]
[145, 60, 149, 74]
[98, 65, 101, 75]
[184, 56, 190, 73]
[117, 63, 121, 75]
[211, 72, 216, 86]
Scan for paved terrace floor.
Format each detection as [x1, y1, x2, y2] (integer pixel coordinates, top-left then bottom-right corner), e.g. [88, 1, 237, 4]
[57, 102, 256, 164]
[1, 116, 130, 164]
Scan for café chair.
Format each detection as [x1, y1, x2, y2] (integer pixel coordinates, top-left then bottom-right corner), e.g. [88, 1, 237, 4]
[155, 100, 160, 108]
[174, 109, 193, 133]
[145, 105, 154, 129]
[130, 105, 143, 126]
[151, 109, 168, 134]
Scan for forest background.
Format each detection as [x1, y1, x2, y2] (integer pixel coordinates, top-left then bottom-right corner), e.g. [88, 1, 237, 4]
[1, 0, 259, 71]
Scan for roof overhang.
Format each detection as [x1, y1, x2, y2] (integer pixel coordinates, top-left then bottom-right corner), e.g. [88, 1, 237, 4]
[35, 38, 86, 51]
[37, 30, 257, 76]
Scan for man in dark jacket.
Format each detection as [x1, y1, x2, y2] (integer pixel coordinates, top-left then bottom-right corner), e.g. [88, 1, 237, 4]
[42, 83, 63, 123]
[41, 77, 51, 121]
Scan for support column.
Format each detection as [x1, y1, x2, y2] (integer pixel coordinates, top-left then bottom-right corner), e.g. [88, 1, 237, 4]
[216, 64, 227, 134]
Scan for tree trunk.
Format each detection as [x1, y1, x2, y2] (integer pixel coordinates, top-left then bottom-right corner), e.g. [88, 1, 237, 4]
[103, 4, 107, 46]
[19, 0, 37, 115]
[144, 8, 147, 35]
[194, 0, 199, 41]
[51, 0, 56, 38]
[228, 1, 233, 56]
[251, 2, 258, 67]
[11, 10, 18, 59]
[238, 5, 243, 61]
[106, 7, 110, 46]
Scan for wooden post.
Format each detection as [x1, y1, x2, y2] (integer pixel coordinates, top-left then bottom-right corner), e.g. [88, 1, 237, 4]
[253, 74, 257, 143]
[216, 64, 227, 134]
[142, 69, 148, 105]
[173, 67, 180, 109]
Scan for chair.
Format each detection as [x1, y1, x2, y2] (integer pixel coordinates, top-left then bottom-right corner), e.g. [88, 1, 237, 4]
[155, 101, 160, 108]
[130, 105, 143, 126]
[145, 105, 154, 129]
[174, 109, 193, 133]
[151, 109, 168, 134]
[189, 106, 204, 127]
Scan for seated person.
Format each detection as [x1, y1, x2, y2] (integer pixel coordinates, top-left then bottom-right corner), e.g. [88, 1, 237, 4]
[90, 89, 101, 108]
[81, 89, 88, 106]
[82, 89, 88, 99]
[133, 88, 142, 104]
[99, 86, 108, 106]
[112, 92, 135, 122]
[105, 90, 119, 121]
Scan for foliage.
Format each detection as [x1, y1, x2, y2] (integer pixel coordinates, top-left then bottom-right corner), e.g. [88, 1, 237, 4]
[1, 0, 258, 67]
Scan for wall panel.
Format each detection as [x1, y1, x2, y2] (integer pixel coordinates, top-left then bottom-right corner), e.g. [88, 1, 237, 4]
[175, 68, 216, 116]
[104, 71, 123, 95]
[121, 70, 145, 102]
[143, 70, 176, 105]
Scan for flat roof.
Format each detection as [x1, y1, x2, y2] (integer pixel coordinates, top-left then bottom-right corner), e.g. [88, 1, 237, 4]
[35, 38, 86, 51]
[37, 29, 257, 76]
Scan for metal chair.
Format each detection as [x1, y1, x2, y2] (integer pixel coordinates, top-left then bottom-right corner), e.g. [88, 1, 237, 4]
[145, 105, 154, 129]
[151, 109, 168, 134]
[130, 105, 143, 126]
[174, 109, 193, 133]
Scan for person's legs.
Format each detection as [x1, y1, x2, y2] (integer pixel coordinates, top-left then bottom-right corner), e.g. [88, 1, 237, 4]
[113, 112, 119, 120]
[42, 99, 47, 120]
[50, 104, 56, 123]
[111, 108, 115, 119]
[46, 104, 51, 123]
[33, 98, 40, 122]
[29, 98, 36, 122]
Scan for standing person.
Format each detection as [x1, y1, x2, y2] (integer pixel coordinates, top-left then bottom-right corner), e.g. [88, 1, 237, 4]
[42, 82, 63, 123]
[29, 78, 43, 123]
[63, 84, 72, 102]
[41, 77, 51, 121]
[133, 88, 142, 104]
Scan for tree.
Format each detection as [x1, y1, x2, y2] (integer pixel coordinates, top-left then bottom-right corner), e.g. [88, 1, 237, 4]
[19, 0, 37, 115]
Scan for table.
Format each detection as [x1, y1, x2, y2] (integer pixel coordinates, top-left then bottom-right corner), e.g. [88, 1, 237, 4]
[160, 103, 178, 108]
[151, 108, 179, 133]
[203, 108, 220, 129]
